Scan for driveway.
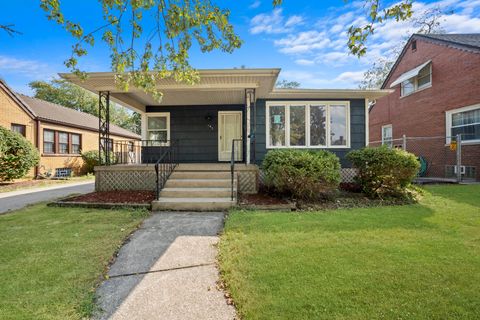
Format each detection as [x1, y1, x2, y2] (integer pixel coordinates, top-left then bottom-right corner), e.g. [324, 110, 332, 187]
[95, 212, 236, 320]
[0, 181, 94, 214]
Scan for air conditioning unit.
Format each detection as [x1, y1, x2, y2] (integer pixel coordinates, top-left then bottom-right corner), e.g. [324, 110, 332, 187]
[453, 166, 466, 175]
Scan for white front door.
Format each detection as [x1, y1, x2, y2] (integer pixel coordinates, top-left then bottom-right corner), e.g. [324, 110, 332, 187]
[218, 111, 243, 161]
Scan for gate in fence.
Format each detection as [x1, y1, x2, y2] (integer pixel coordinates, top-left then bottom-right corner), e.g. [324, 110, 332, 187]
[370, 134, 479, 183]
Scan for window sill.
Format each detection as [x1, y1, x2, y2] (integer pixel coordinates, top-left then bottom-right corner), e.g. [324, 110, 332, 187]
[42, 153, 82, 157]
[400, 84, 432, 99]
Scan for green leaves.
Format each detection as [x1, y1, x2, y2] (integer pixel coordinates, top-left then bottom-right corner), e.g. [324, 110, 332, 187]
[347, 146, 420, 198]
[0, 127, 40, 182]
[347, 0, 413, 57]
[40, 0, 243, 101]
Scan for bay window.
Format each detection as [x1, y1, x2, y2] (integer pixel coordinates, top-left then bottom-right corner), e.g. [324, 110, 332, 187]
[266, 101, 350, 148]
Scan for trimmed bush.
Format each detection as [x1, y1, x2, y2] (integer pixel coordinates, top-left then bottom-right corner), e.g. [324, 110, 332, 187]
[262, 149, 341, 200]
[347, 146, 420, 198]
[0, 126, 40, 181]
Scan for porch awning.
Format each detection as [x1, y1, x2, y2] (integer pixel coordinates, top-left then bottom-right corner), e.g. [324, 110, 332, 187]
[389, 60, 431, 88]
[60, 69, 280, 113]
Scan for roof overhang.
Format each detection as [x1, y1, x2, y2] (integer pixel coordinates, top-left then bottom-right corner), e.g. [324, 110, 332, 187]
[389, 60, 431, 88]
[60, 69, 281, 112]
[268, 88, 393, 100]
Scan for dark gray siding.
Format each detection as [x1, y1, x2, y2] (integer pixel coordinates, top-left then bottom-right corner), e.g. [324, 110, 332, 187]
[146, 105, 245, 163]
[251, 99, 366, 167]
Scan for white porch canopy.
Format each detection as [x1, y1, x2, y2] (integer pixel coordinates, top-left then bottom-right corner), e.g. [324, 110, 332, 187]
[60, 69, 280, 113]
[389, 60, 431, 88]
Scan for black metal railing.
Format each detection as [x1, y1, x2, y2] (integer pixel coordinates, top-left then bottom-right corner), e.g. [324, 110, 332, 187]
[154, 140, 179, 200]
[230, 139, 243, 201]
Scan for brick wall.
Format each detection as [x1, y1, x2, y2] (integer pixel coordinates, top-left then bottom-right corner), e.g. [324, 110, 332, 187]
[39, 122, 135, 175]
[369, 38, 480, 180]
[1, 87, 138, 177]
[0, 86, 37, 145]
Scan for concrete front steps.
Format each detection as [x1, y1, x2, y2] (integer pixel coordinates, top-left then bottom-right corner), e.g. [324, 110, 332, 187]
[151, 164, 237, 211]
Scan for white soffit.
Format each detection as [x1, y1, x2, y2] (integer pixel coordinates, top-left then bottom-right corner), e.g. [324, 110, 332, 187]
[389, 60, 431, 88]
[60, 69, 280, 111]
[268, 88, 393, 100]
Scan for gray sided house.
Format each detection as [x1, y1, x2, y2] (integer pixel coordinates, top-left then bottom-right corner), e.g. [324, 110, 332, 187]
[62, 69, 389, 210]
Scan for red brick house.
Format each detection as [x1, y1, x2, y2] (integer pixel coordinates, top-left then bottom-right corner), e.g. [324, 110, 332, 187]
[369, 34, 480, 181]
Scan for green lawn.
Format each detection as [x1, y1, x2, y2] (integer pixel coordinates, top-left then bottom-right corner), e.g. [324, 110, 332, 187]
[219, 185, 480, 319]
[0, 204, 147, 319]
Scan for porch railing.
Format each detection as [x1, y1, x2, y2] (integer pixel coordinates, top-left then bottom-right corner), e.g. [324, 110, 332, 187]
[230, 139, 243, 201]
[109, 140, 174, 165]
[154, 140, 179, 200]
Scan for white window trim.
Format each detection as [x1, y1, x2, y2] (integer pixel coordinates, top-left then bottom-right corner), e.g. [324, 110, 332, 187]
[400, 63, 432, 98]
[445, 104, 480, 145]
[142, 112, 171, 144]
[266, 101, 351, 149]
[381, 124, 393, 146]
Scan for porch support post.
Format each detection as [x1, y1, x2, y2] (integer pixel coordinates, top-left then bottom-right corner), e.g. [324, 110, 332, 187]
[245, 89, 255, 165]
[99, 91, 111, 165]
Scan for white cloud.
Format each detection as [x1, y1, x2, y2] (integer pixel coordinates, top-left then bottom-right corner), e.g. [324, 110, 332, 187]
[285, 15, 304, 28]
[249, 9, 304, 35]
[254, 0, 480, 89]
[274, 31, 330, 54]
[250, 9, 285, 34]
[295, 59, 315, 66]
[334, 71, 366, 82]
[0, 55, 52, 77]
[249, 0, 261, 9]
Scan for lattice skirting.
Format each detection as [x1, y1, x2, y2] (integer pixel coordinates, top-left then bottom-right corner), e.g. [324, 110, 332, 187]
[96, 170, 156, 191]
[237, 171, 258, 194]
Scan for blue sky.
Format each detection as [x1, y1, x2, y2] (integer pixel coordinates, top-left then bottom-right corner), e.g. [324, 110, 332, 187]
[1, 0, 480, 94]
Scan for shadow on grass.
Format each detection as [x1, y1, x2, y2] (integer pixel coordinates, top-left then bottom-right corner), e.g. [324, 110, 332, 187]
[424, 184, 480, 208]
[229, 204, 436, 234]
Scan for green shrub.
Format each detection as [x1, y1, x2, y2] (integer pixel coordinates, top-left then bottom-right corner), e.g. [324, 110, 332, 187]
[81, 150, 99, 173]
[0, 126, 40, 181]
[262, 149, 341, 200]
[81, 150, 117, 173]
[347, 146, 420, 198]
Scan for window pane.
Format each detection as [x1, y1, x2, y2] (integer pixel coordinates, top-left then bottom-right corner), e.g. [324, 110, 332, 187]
[148, 131, 167, 142]
[71, 134, 80, 145]
[418, 64, 430, 78]
[269, 106, 285, 147]
[148, 117, 167, 130]
[330, 105, 347, 146]
[452, 124, 480, 141]
[310, 105, 326, 146]
[44, 142, 54, 153]
[382, 126, 392, 146]
[418, 74, 430, 88]
[11, 124, 26, 137]
[44, 130, 54, 142]
[289, 105, 306, 146]
[452, 109, 480, 127]
[59, 133, 68, 144]
[72, 144, 80, 154]
[402, 78, 415, 96]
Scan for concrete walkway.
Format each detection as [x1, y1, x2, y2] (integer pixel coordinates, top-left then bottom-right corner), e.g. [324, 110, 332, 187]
[95, 212, 236, 320]
[0, 181, 94, 214]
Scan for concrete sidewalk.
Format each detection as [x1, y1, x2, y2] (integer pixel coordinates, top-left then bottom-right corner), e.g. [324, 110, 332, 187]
[0, 181, 94, 213]
[95, 212, 236, 320]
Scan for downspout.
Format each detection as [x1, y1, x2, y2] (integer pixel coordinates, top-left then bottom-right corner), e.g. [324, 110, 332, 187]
[35, 119, 41, 178]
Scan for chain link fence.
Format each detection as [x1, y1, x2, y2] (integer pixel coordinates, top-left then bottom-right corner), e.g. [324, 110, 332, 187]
[370, 135, 479, 183]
